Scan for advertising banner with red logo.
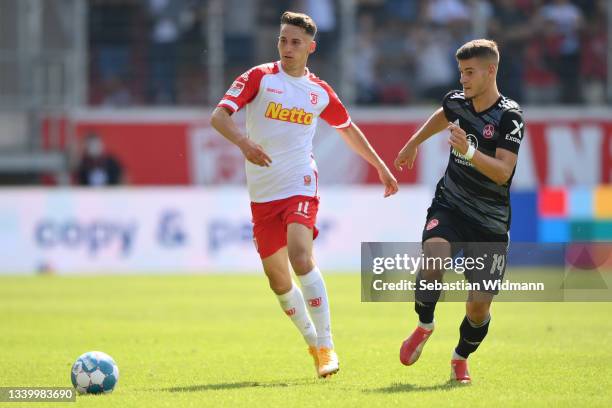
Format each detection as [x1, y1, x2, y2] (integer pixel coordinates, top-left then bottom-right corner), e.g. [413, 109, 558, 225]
[46, 108, 612, 187]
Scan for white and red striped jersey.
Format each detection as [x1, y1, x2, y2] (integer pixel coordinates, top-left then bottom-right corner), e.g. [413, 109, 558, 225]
[217, 61, 351, 203]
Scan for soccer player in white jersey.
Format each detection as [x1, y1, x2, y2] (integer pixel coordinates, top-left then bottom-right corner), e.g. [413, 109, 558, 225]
[210, 11, 398, 378]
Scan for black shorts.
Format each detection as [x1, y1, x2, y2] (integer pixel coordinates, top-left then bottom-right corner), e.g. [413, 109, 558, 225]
[422, 205, 509, 294]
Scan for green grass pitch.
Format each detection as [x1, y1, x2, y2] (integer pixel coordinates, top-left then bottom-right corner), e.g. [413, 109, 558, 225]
[1, 273, 611, 407]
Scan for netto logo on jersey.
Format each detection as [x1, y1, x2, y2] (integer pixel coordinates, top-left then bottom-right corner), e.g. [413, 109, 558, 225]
[265, 102, 314, 125]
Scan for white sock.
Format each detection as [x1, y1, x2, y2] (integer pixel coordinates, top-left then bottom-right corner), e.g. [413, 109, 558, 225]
[452, 351, 467, 360]
[298, 266, 333, 349]
[276, 284, 317, 347]
[418, 320, 435, 331]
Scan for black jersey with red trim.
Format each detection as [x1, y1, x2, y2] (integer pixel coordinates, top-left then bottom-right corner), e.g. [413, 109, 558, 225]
[432, 90, 525, 234]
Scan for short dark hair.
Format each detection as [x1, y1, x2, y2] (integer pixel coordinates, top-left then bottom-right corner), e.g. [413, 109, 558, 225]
[280, 11, 317, 37]
[456, 39, 499, 65]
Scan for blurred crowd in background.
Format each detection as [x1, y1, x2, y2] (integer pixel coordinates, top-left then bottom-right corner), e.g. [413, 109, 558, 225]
[89, 0, 610, 107]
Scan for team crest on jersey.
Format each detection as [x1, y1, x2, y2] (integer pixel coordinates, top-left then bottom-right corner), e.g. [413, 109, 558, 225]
[303, 175, 312, 186]
[426, 219, 439, 231]
[483, 124, 495, 139]
[227, 81, 245, 97]
[310, 92, 318, 105]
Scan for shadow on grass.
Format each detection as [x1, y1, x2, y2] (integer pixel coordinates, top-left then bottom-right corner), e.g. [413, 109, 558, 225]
[162, 378, 314, 393]
[365, 380, 469, 394]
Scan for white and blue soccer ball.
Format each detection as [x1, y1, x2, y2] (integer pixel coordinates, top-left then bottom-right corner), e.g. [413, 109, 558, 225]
[70, 351, 119, 394]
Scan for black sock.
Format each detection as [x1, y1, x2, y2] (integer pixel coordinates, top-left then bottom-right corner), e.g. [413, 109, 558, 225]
[414, 275, 441, 324]
[455, 315, 491, 358]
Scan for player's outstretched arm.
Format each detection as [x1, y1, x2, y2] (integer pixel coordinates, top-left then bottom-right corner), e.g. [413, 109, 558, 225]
[210, 107, 272, 167]
[336, 122, 398, 197]
[394, 107, 448, 171]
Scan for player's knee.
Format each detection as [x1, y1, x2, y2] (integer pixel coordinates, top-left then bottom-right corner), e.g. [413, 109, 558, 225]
[263, 263, 292, 295]
[466, 302, 491, 324]
[423, 238, 451, 274]
[267, 275, 292, 295]
[288, 250, 313, 275]
[420, 237, 450, 280]
[423, 237, 451, 258]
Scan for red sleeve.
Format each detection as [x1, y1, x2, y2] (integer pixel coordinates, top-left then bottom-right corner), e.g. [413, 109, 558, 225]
[317, 81, 351, 129]
[217, 66, 266, 113]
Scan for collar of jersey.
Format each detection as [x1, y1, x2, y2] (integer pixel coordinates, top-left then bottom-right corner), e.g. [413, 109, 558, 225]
[277, 61, 311, 82]
[469, 95, 503, 116]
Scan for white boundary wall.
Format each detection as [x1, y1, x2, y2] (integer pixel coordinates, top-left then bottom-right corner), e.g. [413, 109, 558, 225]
[0, 186, 431, 274]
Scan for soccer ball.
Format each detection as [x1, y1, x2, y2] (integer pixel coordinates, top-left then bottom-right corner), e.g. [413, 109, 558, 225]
[70, 351, 119, 394]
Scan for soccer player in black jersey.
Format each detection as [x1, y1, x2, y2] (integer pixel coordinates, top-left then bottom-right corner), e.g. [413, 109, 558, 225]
[393, 39, 525, 384]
